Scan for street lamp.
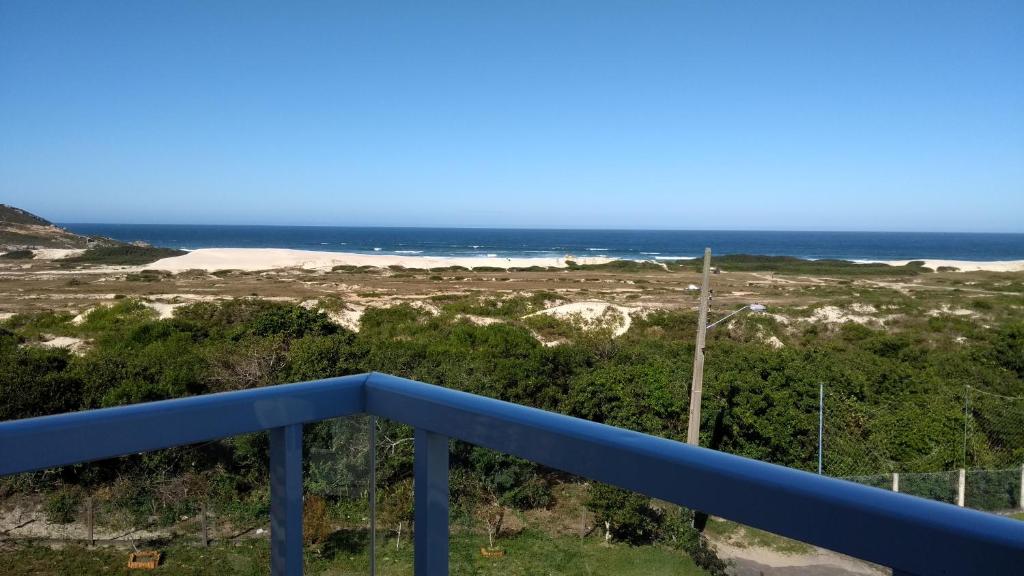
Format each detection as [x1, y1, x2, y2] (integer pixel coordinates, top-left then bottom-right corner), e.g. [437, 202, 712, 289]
[706, 303, 768, 330]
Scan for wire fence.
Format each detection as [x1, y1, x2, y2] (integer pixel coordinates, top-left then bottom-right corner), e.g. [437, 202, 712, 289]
[818, 385, 1023, 512]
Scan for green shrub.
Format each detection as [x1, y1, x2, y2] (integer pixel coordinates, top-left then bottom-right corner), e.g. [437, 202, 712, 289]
[44, 487, 81, 524]
[0, 249, 34, 259]
[60, 246, 186, 266]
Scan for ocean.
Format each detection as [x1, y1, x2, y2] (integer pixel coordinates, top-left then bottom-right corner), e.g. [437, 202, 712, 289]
[60, 224, 1024, 262]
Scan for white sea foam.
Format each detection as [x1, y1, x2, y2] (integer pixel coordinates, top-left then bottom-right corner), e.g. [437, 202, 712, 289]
[395, 250, 423, 254]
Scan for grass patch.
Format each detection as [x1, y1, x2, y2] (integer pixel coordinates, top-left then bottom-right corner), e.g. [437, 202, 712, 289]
[0, 530, 710, 576]
[331, 264, 377, 273]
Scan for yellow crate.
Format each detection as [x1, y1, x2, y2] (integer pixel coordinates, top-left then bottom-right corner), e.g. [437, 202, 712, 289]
[127, 551, 161, 570]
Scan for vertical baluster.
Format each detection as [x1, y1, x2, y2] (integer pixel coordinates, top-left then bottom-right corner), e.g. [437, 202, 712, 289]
[270, 424, 304, 576]
[414, 428, 449, 576]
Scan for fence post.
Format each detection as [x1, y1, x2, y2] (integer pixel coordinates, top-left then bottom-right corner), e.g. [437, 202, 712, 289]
[270, 424, 304, 576]
[414, 428, 449, 576]
[892, 472, 899, 493]
[87, 496, 94, 547]
[1019, 464, 1023, 511]
[957, 468, 966, 507]
[201, 500, 209, 547]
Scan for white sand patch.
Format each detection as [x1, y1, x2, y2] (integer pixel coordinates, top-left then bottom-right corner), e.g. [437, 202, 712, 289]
[810, 305, 879, 325]
[458, 314, 504, 326]
[32, 248, 86, 260]
[526, 300, 638, 337]
[142, 301, 182, 319]
[859, 259, 1024, 273]
[325, 304, 364, 332]
[406, 300, 440, 315]
[850, 303, 877, 314]
[32, 335, 88, 355]
[0, 312, 14, 321]
[765, 335, 785, 349]
[146, 248, 614, 273]
[0, 506, 166, 541]
[926, 305, 976, 317]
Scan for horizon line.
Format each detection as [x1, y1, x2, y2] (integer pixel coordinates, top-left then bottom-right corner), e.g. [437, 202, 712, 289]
[57, 221, 1024, 236]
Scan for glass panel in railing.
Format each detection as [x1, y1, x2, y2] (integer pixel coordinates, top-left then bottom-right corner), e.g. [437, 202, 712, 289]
[304, 414, 373, 575]
[0, 439, 271, 572]
[372, 416, 415, 575]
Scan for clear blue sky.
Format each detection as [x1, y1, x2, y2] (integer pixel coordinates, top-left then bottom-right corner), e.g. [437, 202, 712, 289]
[1, 1, 1022, 231]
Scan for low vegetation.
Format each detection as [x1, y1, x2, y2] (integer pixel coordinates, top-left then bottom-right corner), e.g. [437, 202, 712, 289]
[59, 245, 187, 266]
[1, 279, 1022, 572]
[670, 254, 930, 276]
[0, 249, 35, 259]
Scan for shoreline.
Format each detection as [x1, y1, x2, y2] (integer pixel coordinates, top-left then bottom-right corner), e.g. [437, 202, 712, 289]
[136, 248, 1024, 273]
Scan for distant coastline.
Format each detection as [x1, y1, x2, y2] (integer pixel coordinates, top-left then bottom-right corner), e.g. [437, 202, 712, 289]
[61, 223, 1024, 263]
[129, 247, 1024, 273]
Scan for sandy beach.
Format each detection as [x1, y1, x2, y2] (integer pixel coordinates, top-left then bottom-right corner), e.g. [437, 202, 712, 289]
[865, 259, 1024, 273]
[145, 248, 616, 272]
[140, 249, 1024, 273]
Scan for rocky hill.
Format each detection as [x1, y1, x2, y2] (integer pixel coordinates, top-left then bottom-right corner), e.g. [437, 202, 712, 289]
[0, 204, 120, 250]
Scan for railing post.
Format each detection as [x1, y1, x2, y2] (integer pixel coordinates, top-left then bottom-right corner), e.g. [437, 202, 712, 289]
[414, 428, 449, 576]
[1019, 464, 1023, 511]
[270, 424, 304, 576]
[957, 468, 966, 507]
[892, 472, 899, 493]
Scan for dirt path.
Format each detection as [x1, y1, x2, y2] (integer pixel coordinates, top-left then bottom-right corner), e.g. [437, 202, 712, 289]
[713, 540, 888, 576]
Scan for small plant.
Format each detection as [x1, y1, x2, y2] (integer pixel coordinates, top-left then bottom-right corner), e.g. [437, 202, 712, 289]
[44, 486, 81, 524]
[304, 495, 330, 545]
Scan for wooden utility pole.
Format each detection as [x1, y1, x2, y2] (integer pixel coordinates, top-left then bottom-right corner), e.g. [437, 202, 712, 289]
[687, 248, 712, 446]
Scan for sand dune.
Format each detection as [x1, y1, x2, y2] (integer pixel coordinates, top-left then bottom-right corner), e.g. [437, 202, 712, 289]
[866, 259, 1024, 273]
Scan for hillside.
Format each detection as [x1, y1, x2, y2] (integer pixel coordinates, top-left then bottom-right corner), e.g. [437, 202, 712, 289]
[0, 204, 119, 250]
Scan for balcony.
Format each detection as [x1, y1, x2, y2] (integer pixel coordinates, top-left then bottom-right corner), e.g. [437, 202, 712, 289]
[1, 372, 1022, 575]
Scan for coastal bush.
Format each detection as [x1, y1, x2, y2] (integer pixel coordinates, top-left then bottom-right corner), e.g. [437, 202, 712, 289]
[0, 249, 34, 259]
[586, 483, 662, 544]
[60, 245, 186, 266]
[670, 254, 927, 276]
[3, 294, 1023, 565]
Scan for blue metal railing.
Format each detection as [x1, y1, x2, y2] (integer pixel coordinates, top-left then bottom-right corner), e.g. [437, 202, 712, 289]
[1, 372, 1022, 575]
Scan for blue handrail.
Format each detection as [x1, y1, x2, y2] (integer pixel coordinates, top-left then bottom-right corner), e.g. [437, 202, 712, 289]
[1, 371, 1022, 576]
